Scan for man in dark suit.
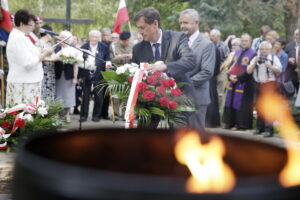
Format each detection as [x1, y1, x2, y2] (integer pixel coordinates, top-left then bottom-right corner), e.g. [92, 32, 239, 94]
[179, 9, 215, 128]
[79, 30, 110, 122]
[132, 7, 196, 128]
[285, 28, 299, 92]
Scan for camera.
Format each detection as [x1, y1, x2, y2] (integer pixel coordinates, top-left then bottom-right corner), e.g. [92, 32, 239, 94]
[258, 56, 268, 64]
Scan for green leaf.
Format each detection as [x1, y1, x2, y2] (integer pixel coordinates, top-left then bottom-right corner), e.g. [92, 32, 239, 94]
[176, 82, 187, 88]
[136, 107, 151, 125]
[149, 107, 165, 118]
[173, 105, 196, 112]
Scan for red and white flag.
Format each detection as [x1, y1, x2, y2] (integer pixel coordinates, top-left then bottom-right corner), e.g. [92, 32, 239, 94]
[113, 0, 129, 34]
[0, 0, 12, 42]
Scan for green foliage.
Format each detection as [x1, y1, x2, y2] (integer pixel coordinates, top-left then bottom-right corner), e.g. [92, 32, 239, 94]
[20, 99, 66, 133]
[8, 0, 293, 41]
[9, 0, 119, 37]
[188, 0, 286, 38]
[126, 0, 189, 31]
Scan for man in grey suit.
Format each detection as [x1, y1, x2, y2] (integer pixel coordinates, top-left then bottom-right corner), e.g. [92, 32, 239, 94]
[179, 9, 216, 127]
[132, 7, 196, 127]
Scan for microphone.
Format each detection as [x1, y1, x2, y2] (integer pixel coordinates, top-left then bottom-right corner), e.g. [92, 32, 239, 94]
[40, 28, 59, 37]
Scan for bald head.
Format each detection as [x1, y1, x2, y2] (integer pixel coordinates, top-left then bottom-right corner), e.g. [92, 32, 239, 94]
[210, 29, 221, 43]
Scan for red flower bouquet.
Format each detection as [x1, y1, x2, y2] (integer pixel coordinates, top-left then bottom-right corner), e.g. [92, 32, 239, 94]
[101, 63, 195, 126]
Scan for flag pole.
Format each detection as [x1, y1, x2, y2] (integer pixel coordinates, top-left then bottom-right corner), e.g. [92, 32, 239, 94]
[0, 46, 5, 106]
[128, 20, 133, 36]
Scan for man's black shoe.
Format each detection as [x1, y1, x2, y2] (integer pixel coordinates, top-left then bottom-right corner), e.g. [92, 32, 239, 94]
[79, 116, 87, 122]
[253, 130, 263, 135]
[102, 116, 110, 120]
[92, 117, 100, 122]
[73, 107, 80, 115]
[263, 132, 273, 137]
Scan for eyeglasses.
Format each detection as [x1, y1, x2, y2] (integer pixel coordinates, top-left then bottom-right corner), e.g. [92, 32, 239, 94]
[27, 23, 35, 27]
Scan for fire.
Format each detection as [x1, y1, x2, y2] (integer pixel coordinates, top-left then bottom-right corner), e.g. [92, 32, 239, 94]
[174, 130, 235, 193]
[256, 83, 300, 187]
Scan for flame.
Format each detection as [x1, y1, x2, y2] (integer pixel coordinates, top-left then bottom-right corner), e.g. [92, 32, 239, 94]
[174, 130, 235, 193]
[256, 83, 300, 187]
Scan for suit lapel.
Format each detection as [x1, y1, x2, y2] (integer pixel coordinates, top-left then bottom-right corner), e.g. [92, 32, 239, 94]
[144, 41, 154, 61]
[191, 34, 203, 50]
[161, 30, 171, 61]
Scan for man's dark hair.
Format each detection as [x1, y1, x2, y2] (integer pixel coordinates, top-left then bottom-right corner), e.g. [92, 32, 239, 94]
[40, 24, 52, 37]
[14, 9, 35, 27]
[119, 31, 131, 40]
[134, 7, 160, 27]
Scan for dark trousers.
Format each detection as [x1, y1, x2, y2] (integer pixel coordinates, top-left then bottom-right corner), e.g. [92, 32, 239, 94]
[75, 84, 82, 109]
[81, 80, 104, 119]
[256, 115, 273, 133]
[255, 82, 274, 133]
[101, 85, 109, 118]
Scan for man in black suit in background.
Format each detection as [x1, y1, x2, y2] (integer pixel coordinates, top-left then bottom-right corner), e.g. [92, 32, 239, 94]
[79, 30, 110, 122]
[132, 7, 196, 128]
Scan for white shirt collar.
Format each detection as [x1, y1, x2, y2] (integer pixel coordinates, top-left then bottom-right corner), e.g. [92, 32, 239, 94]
[188, 30, 200, 47]
[150, 29, 162, 46]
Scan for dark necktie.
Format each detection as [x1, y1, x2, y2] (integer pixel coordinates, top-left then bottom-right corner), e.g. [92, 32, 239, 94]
[153, 43, 161, 60]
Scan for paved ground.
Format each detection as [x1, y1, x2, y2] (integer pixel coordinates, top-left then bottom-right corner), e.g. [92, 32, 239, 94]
[0, 112, 292, 199]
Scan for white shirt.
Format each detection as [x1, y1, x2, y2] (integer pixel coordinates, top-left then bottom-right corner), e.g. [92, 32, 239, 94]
[150, 29, 162, 58]
[86, 44, 97, 71]
[188, 30, 200, 47]
[6, 28, 43, 83]
[77, 44, 96, 71]
[248, 54, 282, 83]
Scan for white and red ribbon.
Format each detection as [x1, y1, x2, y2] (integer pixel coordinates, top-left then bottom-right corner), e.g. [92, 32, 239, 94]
[124, 63, 149, 128]
[0, 97, 43, 149]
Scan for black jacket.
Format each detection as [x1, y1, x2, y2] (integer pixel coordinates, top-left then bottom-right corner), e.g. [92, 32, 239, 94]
[79, 41, 110, 83]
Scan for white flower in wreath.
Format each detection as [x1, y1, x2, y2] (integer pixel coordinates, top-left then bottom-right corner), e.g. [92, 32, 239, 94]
[37, 107, 48, 117]
[37, 99, 46, 107]
[128, 66, 138, 74]
[116, 66, 127, 74]
[23, 114, 33, 122]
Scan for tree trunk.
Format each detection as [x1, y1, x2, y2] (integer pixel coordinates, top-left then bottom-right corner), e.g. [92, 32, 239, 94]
[284, 0, 298, 42]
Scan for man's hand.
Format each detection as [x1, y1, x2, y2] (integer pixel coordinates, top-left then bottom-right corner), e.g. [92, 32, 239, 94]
[264, 60, 271, 68]
[288, 57, 296, 65]
[147, 61, 167, 72]
[229, 74, 238, 83]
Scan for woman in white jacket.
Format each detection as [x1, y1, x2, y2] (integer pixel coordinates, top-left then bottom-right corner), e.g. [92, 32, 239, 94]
[6, 9, 53, 106]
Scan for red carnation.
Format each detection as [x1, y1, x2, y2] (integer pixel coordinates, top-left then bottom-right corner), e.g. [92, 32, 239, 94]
[138, 82, 148, 92]
[171, 88, 182, 97]
[143, 90, 155, 101]
[15, 118, 25, 128]
[10, 112, 18, 116]
[1, 121, 11, 129]
[147, 75, 157, 85]
[168, 78, 176, 88]
[169, 101, 178, 110]
[153, 71, 162, 77]
[156, 86, 166, 96]
[128, 76, 134, 83]
[159, 97, 170, 107]
[160, 79, 170, 88]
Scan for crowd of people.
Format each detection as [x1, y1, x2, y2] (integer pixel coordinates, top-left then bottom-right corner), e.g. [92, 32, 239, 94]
[2, 8, 300, 136]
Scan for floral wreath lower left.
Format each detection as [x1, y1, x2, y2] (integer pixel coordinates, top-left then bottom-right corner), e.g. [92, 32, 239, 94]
[0, 98, 66, 151]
